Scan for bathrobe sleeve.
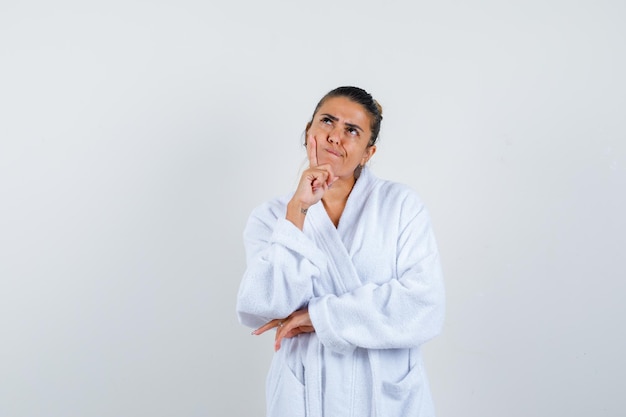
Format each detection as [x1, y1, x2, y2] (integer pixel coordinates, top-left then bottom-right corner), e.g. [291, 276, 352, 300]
[237, 201, 328, 328]
[308, 192, 445, 354]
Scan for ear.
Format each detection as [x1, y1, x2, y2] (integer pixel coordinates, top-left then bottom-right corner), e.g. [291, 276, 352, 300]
[361, 145, 377, 165]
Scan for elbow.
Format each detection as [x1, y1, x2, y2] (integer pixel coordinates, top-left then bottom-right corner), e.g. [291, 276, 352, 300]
[405, 299, 445, 348]
[236, 295, 297, 328]
[235, 295, 273, 329]
[237, 309, 267, 329]
[423, 299, 446, 343]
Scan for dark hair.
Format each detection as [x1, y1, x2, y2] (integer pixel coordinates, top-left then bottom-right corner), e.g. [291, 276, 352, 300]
[308, 86, 383, 147]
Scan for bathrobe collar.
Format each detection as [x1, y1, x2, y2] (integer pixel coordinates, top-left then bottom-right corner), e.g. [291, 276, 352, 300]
[304, 167, 377, 294]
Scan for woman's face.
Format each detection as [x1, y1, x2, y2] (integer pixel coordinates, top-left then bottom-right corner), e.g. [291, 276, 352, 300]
[306, 96, 377, 179]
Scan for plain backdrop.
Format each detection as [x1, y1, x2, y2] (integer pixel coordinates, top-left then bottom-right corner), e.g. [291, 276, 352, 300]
[1, 1, 625, 416]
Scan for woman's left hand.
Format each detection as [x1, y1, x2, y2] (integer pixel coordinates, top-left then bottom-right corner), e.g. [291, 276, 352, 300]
[252, 308, 315, 351]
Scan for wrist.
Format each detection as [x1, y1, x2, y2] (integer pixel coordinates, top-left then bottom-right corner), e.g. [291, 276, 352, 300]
[287, 199, 310, 214]
[286, 200, 309, 230]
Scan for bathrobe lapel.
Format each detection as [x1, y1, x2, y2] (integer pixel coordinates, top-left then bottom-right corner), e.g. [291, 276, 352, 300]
[302, 168, 381, 417]
[304, 168, 376, 296]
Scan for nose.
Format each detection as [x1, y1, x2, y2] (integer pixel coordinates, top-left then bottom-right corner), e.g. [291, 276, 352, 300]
[327, 126, 341, 144]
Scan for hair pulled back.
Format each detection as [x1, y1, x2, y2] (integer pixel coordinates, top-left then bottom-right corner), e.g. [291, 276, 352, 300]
[309, 86, 383, 147]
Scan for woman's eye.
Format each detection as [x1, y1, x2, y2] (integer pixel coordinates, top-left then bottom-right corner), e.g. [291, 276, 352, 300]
[321, 117, 332, 125]
[347, 127, 358, 136]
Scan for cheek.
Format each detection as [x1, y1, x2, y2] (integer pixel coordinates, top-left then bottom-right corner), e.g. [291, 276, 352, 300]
[311, 126, 330, 141]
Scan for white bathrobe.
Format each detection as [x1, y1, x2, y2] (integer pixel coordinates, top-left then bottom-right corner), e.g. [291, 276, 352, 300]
[237, 167, 445, 417]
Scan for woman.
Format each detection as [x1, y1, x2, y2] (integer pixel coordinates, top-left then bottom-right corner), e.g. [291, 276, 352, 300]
[236, 86, 445, 416]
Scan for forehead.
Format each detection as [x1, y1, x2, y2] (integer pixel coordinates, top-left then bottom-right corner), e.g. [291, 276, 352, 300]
[315, 96, 372, 130]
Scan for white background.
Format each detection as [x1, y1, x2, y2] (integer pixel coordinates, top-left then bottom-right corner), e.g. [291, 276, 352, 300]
[1, 1, 624, 416]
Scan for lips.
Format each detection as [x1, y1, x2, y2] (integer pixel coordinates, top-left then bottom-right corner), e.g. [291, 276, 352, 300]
[324, 147, 343, 158]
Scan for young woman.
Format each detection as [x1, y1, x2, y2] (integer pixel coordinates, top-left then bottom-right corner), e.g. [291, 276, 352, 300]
[237, 86, 445, 416]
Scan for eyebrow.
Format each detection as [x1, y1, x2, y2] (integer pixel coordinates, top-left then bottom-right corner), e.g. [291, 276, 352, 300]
[320, 113, 364, 133]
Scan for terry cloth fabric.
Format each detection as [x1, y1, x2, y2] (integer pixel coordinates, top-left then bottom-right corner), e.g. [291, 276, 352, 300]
[237, 167, 445, 417]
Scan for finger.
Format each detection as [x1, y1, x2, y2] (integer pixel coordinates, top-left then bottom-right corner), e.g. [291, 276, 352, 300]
[326, 168, 337, 187]
[274, 318, 296, 351]
[274, 321, 283, 341]
[309, 170, 330, 191]
[327, 173, 338, 187]
[319, 173, 333, 190]
[273, 316, 307, 350]
[252, 319, 282, 336]
[284, 326, 315, 339]
[312, 164, 336, 187]
[274, 324, 287, 351]
[307, 135, 318, 167]
[274, 317, 292, 338]
[312, 180, 328, 196]
[310, 177, 322, 192]
[273, 309, 313, 350]
[275, 324, 316, 350]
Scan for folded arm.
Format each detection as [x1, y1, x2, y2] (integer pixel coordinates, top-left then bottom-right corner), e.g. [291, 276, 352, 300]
[236, 206, 326, 328]
[308, 202, 445, 354]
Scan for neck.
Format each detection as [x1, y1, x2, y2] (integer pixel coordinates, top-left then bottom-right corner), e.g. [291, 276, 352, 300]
[322, 175, 356, 205]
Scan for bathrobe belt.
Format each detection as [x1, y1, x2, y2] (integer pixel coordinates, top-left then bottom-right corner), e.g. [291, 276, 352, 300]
[303, 337, 322, 417]
[302, 336, 383, 417]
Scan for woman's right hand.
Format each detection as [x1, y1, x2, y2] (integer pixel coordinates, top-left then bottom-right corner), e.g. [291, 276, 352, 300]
[252, 308, 315, 352]
[286, 135, 337, 229]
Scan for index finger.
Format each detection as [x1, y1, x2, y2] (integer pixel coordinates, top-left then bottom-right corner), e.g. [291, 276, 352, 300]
[252, 319, 282, 336]
[307, 135, 318, 167]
